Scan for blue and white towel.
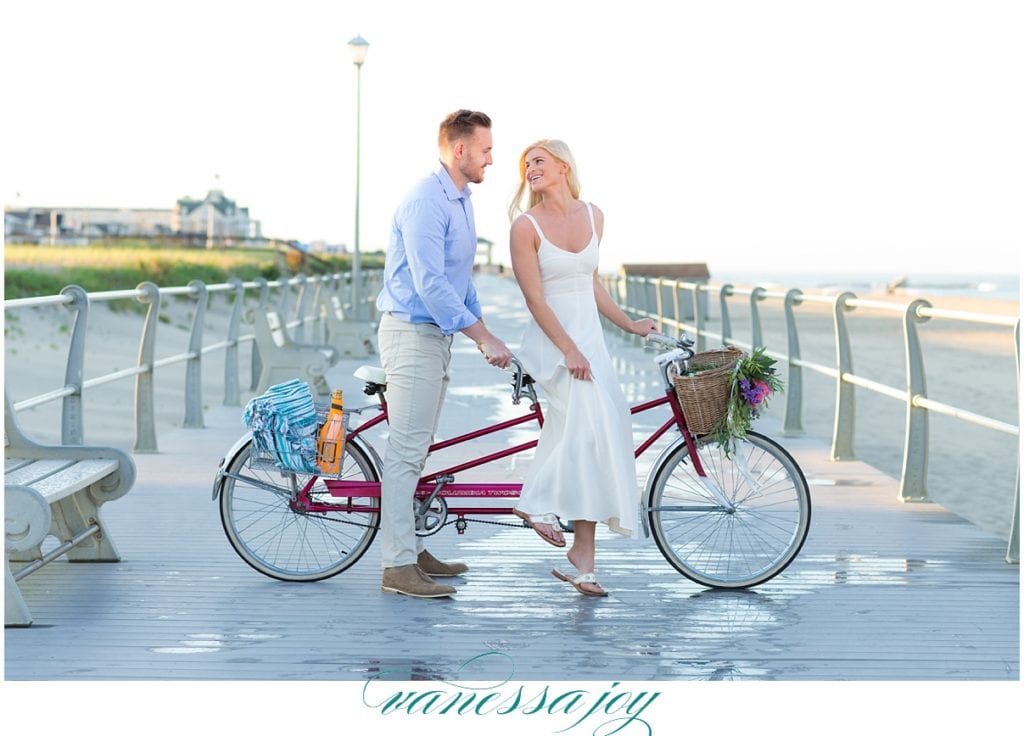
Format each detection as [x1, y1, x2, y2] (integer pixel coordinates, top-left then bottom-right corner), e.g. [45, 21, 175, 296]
[244, 379, 319, 473]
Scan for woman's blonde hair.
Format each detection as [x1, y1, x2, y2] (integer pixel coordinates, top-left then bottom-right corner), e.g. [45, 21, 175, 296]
[507, 139, 581, 220]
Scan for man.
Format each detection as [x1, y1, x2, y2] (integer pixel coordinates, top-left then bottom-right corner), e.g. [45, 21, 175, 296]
[375, 109, 513, 598]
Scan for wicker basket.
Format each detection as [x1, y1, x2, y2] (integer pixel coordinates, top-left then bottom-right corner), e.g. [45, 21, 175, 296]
[671, 346, 744, 435]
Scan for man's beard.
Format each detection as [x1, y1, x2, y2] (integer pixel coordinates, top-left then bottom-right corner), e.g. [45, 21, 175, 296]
[461, 161, 485, 184]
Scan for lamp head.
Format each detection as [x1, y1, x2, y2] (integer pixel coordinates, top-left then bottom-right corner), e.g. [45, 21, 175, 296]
[348, 35, 369, 66]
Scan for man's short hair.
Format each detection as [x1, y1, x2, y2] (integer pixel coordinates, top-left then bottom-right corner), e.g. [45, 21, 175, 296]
[438, 109, 492, 149]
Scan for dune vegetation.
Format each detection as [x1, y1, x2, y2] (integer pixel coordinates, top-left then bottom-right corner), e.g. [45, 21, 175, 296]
[3, 240, 384, 299]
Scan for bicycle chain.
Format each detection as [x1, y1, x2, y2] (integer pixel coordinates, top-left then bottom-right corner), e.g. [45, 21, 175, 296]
[444, 517, 524, 529]
[447, 517, 574, 533]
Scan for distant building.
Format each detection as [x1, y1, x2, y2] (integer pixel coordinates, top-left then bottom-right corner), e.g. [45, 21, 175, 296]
[4, 189, 261, 244]
[173, 189, 261, 240]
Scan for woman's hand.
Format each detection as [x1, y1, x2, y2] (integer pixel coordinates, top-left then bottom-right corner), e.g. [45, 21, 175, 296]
[630, 318, 657, 337]
[563, 347, 593, 381]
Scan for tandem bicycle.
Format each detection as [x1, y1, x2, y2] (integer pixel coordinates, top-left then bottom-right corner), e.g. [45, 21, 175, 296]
[212, 332, 811, 588]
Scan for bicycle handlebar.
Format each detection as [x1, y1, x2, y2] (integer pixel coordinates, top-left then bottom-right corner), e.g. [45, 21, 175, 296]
[646, 331, 695, 350]
[503, 356, 532, 406]
[502, 333, 694, 402]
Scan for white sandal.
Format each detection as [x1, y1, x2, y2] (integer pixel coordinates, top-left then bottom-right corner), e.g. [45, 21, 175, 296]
[513, 509, 566, 548]
[552, 568, 608, 597]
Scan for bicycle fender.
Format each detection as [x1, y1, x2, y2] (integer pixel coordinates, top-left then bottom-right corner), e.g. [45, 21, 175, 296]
[212, 432, 253, 501]
[350, 435, 384, 477]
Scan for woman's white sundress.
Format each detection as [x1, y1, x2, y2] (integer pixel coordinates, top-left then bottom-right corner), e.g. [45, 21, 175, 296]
[515, 202, 637, 536]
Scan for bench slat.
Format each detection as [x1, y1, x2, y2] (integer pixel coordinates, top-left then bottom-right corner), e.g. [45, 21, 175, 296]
[6, 459, 76, 484]
[3, 457, 35, 472]
[6, 458, 120, 503]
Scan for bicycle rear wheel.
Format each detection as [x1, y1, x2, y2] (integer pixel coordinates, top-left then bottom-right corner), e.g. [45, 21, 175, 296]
[647, 431, 810, 588]
[219, 438, 380, 582]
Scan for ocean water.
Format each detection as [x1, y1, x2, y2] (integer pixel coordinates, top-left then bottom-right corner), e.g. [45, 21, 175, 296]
[713, 270, 1020, 302]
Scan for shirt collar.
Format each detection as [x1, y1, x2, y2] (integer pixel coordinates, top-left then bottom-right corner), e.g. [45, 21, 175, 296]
[435, 162, 471, 202]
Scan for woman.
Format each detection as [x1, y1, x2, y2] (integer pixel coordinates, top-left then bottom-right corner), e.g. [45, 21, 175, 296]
[509, 139, 656, 597]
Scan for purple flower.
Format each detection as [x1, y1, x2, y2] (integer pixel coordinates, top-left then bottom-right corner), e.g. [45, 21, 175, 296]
[739, 377, 760, 404]
[740, 377, 773, 406]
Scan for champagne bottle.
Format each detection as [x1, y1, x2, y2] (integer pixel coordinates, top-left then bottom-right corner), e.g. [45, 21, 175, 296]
[317, 389, 345, 475]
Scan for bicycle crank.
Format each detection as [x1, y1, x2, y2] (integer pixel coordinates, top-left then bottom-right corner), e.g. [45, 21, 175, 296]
[414, 496, 448, 537]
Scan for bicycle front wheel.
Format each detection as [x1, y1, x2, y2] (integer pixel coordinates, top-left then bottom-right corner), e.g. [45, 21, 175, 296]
[647, 431, 810, 588]
[219, 438, 380, 582]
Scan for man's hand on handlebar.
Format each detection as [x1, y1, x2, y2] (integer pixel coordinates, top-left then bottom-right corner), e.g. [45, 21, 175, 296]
[478, 337, 513, 369]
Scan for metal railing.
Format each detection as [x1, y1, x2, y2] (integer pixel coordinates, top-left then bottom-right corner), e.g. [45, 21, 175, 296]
[4, 270, 382, 453]
[602, 274, 1021, 564]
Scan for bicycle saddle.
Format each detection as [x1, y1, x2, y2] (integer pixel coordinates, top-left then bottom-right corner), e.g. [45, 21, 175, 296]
[354, 365, 387, 385]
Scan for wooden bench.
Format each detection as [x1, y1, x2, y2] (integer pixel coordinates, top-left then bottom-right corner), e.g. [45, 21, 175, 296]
[319, 292, 376, 359]
[248, 307, 336, 399]
[4, 392, 136, 627]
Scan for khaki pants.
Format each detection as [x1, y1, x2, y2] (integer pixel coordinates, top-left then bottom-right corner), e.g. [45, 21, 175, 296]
[377, 314, 452, 568]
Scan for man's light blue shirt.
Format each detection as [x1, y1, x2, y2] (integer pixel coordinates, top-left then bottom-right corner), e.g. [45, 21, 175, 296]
[375, 164, 483, 335]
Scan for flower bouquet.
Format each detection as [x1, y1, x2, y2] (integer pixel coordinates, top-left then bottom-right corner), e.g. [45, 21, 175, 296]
[672, 345, 784, 456]
[709, 347, 784, 454]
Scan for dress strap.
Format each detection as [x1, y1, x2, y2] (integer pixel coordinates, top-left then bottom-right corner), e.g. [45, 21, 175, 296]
[522, 213, 546, 242]
[584, 202, 595, 232]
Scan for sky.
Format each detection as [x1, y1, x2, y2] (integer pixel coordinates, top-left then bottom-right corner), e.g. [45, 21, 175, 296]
[2, 0, 1021, 279]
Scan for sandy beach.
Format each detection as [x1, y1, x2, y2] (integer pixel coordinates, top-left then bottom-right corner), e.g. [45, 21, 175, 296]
[3, 275, 1019, 541]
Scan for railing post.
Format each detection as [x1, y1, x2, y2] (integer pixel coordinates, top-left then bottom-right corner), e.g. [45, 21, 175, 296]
[341, 271, 352, 313]
[831, 292, 857, 460]
[692, 283, 705, 350]
[611, 275, 628, 335]
[183, 280, 207, 429]
[361, 268, 380, 323]
[250, 277, 269, 392]
[134, 282, 161, 453]
[1008, 319, 1020, 564]
[719, 284, 734, 345]
[621, 276, 635, 323]
[692, 283, 706, 350]
[637, 277, 649, 317]
[654, 278, 665, 334]
[898, 299, 932, 502]
[327, 273, 343, 323]
[669, 280, 681, 338]
[750, 286, 766, 348]
[782, 288, 804, 436]
[1010, 484, 1020, 564]
[309, 276, 326, 342]
[278, 277, 293, 318]
[224, 277, 244, 406]
[59, 285, 89, 444]
[293, 274, 310, 342]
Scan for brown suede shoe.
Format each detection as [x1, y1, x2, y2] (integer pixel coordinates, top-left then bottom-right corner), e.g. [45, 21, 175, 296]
[417, 549, 469, 577]
[381, 564, 456, 598]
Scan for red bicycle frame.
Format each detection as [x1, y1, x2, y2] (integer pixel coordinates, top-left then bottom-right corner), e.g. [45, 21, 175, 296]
[295, 380, 708, 521]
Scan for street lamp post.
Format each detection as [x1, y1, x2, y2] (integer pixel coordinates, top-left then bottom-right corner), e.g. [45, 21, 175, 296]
[348, 34, 369, 320]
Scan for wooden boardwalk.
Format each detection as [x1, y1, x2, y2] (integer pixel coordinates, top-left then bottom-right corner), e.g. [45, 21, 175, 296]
[3, 274, 1019, 731]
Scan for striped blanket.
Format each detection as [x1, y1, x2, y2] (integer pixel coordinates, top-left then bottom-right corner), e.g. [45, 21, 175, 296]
[243, 379, 319, 473]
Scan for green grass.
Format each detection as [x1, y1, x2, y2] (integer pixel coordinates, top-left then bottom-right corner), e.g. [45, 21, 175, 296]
[3, 241, 385, 299]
